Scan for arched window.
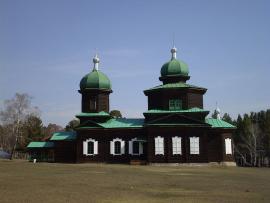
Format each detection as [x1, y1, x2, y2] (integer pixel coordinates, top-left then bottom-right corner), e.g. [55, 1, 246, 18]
[110, 138, 125, 155]
[114, 141, 121, 155]
[87, 141, 94, 154]
[83, 138, 98, 156]
[132, 141, 139, 154]
[128, 138, 144, 155]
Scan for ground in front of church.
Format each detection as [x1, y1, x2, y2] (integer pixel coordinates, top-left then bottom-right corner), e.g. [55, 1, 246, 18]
[0, 159, 269, 203]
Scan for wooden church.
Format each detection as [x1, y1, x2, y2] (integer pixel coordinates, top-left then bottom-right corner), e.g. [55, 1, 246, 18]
[27, 46, 236, 165]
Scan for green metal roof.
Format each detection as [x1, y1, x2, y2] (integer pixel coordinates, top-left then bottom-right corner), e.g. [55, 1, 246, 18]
[161, 59, 189, 77]
[144, 108, 209, 114]
[27, 142, 54, 148]
[206, 118, 236, 129]
[50, 131, 77, 141]
[76, 117, 235, 129]
[144, 82, 206, 92]
[76, 111, 110, 117]
[77, 118, 144, 129]
[80, 70, 111, 91]
[100, 118, 144, 128]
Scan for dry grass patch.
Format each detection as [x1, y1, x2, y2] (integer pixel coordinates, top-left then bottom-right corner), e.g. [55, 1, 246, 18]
[0, 160, 270, 203]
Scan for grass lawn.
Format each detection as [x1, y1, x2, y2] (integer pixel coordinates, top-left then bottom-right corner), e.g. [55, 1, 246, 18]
[0, 160, 270, 203]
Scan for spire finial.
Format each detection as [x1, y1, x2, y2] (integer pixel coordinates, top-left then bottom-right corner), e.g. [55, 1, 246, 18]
[171, 46, 177, 60]
[215, 102, 221, 120]
[93, 53, 100, 71]
[170, 33, 177, 59]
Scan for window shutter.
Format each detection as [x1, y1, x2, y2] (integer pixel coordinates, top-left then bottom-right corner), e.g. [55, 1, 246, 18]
[139, 142, 143, 155]
[129, 140, 133, 155]
[160, 137, 164, 155]
[195, 137, 199, 154]
[172, 137, 176, 155]
[225, 138, 232, 154]
[94, 141, 98, 155]
[110, 141, 114, 155]
[121, 140, 125, 155]
[83, 141, 87, 155]
[155, 137, 159, 155]
[177, 138, 182, 155]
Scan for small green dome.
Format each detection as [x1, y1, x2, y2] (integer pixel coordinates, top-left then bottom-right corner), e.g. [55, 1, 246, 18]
[160, 47, 189, 78]
[80, 70, 111, 90]
[161, 59, 189, 77]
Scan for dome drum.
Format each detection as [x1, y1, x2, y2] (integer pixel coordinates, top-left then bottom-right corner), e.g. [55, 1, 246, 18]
[159, 74, 190, 84]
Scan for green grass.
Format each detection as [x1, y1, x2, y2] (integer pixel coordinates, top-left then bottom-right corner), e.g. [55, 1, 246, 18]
[0, 160, 270, 203]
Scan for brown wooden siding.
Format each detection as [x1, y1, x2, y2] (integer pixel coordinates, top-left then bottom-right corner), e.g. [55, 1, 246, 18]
[187, 93, 203, 109]
[73, 127, 234, 164]
[76, 129, 146, 163]
[54, 141, 76, 163]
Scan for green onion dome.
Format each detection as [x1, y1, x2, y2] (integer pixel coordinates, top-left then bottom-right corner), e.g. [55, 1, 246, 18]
[160, 47, 189, 77]
[80, 55, 112, 91]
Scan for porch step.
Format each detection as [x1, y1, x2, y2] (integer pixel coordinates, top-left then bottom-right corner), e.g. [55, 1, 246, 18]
[130, 159, 147, 165]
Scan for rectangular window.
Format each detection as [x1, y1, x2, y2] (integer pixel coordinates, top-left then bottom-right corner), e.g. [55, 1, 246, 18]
[155, 136, 164, 155]
[172, 137, 182, 155]
[225, 138, 232, 155]
[190, 137, 199, 154]
[169, 99, 182, 110]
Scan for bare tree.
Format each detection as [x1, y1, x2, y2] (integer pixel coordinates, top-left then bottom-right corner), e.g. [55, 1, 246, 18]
[42, 123, 63, 140]
[234, 121, 262, 167]
[0, 93, 39, 159]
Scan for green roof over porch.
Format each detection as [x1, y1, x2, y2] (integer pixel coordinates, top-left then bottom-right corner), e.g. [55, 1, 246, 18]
[99, 118, 144, 128]
[50, 131, 77, 141]
[27, 141, 54, 148]
[77, 118, 144, 129]
[206, 118, 236, 129]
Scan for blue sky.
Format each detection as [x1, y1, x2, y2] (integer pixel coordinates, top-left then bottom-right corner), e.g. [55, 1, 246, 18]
[1, 0, 270, 126]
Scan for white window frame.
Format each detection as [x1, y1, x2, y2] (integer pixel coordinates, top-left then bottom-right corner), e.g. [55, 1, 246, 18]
[129, 138, 143, 155]
[225, 138, 232, 155]
[190, 137, 199, 155]
[83, 138, 98, 156]
[110, 138, 125, 155]
[172, 136, 182, 155]
[155, 136, 164, 155]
